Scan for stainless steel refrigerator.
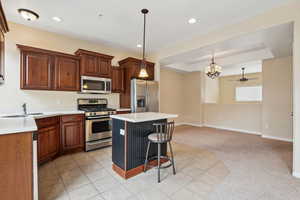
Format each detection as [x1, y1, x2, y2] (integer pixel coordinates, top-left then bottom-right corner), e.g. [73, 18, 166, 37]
[131, 79, 159, 113]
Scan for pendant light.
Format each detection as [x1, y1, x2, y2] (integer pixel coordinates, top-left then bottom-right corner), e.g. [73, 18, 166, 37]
[138, 9, 149, 78]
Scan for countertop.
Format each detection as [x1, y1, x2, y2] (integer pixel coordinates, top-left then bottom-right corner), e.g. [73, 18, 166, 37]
[0, 117, 37, 135]
[0, 110, 84, 135]
[116, 108, 131, 112]
[110, 112, 178, 123]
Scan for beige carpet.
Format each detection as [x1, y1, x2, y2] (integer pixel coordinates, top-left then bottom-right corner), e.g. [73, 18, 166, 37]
[174, 125, 300, 200]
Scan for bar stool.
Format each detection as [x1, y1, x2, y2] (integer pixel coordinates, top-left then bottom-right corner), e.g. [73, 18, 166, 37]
[144, 121, 176, 183]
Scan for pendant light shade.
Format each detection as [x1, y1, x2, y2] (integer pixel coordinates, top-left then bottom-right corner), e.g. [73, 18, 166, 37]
[138, 9, 149, 78]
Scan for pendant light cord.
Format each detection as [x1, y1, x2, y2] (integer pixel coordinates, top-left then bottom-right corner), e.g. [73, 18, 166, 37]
[142, 12, 146, 63]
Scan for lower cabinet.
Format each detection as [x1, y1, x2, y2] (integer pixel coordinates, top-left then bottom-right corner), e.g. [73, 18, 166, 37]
[38, 126, 60, 162]
[61, 115, 84, 153]
[0, 132, 33, 200]
[36, 114, 84, 164]
[36, 117, 60, 164]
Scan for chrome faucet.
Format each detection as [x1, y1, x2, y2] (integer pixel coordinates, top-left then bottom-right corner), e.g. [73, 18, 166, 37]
[22, 103, 27, 115]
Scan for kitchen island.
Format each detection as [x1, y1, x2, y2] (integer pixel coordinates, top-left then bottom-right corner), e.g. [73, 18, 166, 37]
[111, 112, 177, 179]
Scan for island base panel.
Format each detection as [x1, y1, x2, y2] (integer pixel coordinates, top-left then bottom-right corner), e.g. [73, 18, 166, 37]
[112, 158, 168, 179]
[112, 118, 168, 179]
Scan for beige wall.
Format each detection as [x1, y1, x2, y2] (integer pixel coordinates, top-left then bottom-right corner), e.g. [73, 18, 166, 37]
[204, 103, 262, 134]
[0, 22, 138, 114]
[203, 74, 219, 103]
[182, 72, 202, 125]
[150, 1, 300, 175]
[219, 73, 262, 104]
[262, 56, 293, 140]
[159, 68, 185, 123]
[160, 68, 202, 125]
[203, 73, 262, 134]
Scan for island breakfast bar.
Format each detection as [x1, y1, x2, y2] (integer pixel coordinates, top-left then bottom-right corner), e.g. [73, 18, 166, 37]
[110, 112, 178, 179]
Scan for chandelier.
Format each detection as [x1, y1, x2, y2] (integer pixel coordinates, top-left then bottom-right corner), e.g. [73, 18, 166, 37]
[205, 56, 222, 79]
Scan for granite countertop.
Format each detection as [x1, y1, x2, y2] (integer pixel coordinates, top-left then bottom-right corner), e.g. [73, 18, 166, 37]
[110, 112, 178, 123]
[0, 110, 84, 135]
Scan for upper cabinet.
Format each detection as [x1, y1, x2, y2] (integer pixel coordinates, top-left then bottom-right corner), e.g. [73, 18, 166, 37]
[112, 66, 124, 93]
[75, 49, 114, 78]
[17, 45, 80, 91]
[0, 2, 9, 84]
[54, 56, 80, 91]
[118, 57, 155, 81]
[20, 50, 53, 90]
[118, 57, 155, 108]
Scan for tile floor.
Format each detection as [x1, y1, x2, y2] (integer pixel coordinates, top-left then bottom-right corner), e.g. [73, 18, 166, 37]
[39, 126, 300, 200]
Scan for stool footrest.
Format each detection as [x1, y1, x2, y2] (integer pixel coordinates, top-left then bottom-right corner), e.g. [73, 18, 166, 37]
[145, 155, 172, 169]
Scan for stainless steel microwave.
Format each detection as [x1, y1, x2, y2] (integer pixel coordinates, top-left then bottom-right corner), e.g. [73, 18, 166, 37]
[81, 76, 111, 94]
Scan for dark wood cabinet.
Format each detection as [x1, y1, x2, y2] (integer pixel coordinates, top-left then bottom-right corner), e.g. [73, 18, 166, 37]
[61, 114, 84, 153]
[36, 116, 60, 164]
[0, 132, 33, 200]
[146, 64, 155, 81]
[75, 49, 114, 78]
[36, 114, 84, 164]
[81, 54, 99, 76]
[112, 66, 124, 93]
[38, 125, 60, 163]
[17, 45, 80, 91]
[99, 58, 111, 77]
[54, 56, 80, 91]
[118, 57, 155, 108]
[0, 2, 8, 84]
[20, 51, 53, 90]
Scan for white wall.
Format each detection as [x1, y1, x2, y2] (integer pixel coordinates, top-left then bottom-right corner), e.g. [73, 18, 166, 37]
[0, 22, 138, 114]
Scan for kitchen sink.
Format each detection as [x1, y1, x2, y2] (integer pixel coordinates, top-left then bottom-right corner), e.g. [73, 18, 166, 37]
[2, 114, 27, 118]
[27, 113, 43, 116]
[1, 113, 43, 118]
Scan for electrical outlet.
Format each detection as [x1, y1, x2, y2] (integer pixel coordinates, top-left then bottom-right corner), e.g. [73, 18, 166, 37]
[120, 129, 125, 136]
[265, 123, 269, 129]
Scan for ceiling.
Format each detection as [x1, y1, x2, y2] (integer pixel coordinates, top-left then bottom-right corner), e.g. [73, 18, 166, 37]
[3, 0, 294, 55]
[220, 61, 262, 76]
[160, 22, 293, 72]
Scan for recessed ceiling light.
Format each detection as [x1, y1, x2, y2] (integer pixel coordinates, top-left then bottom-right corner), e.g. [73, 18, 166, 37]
[52, 16, 62, 22]
[137, 44, 142, 48]
[188, 18, 197, 24]
[18, 8, 39, 21]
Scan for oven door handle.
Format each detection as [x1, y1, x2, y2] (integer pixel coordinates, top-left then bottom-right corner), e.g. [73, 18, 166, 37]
[86, 116, 110, 119]
[87, 118, 110, 122]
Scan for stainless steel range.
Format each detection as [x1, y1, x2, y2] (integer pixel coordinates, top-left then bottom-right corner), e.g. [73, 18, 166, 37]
[78, 98, 116, 151]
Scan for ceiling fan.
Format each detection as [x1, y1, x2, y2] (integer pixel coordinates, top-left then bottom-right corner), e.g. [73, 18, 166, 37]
[229, 67, 258, 82]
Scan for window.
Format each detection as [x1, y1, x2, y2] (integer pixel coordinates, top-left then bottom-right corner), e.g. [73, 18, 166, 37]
[235, 86, 262, 102]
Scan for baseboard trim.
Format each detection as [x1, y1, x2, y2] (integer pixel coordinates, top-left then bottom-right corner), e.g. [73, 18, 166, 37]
[175, 123, 293, 143]
[262, 135, 293, 143]
[293, 171, 300, 179]
[203, 124, 261, 136]
[175, 122, 203, 127]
